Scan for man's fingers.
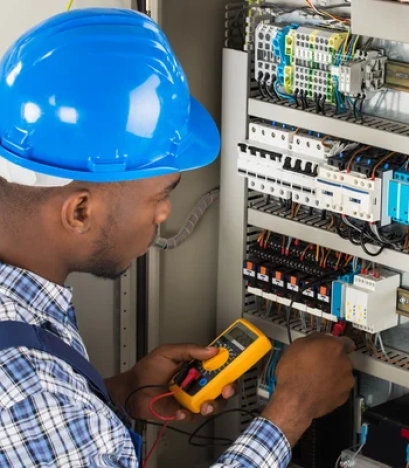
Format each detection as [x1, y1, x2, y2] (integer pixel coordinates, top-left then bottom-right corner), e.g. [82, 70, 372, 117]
[174, 409, 196, 422]
[159, 343, 218, 363]
[221, 384, 236, 399]
[306, 331, 356, 354]
[337, 336, 356, 354]
[200, 399, 226, 416]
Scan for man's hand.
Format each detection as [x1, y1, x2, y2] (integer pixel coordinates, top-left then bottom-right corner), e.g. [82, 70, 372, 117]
[261, 333, 355, 447]
[126, 344, 236, 422]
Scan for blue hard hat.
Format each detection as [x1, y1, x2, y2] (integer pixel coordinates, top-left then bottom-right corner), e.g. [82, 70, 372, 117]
[0, 8, 220, 184]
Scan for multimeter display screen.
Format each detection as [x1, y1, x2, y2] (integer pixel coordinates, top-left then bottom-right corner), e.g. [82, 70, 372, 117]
[225, 324, 257, 349]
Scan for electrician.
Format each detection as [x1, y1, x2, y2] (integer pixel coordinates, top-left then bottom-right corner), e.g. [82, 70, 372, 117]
[0, 8, 354, 467]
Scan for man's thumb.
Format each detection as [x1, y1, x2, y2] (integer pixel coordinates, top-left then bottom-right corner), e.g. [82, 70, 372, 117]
[164, 343, 218, 363]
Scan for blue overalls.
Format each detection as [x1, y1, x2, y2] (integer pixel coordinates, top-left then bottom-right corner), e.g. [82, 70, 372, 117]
[0, 321, 143, 465]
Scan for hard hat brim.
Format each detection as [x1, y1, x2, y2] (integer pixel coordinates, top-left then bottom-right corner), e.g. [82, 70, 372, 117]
[0, 96, 220, 185]
[175, 96, 221, 172]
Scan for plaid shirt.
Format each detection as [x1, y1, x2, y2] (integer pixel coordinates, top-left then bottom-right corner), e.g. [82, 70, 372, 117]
[0, 262, 291, 467]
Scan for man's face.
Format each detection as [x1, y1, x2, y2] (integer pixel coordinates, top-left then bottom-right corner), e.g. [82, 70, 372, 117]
[81, 173, 180, 280]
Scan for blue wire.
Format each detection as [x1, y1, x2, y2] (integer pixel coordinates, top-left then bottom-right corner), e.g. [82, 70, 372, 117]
[274, 81, 295, 103]
[266, 343, 282, 395]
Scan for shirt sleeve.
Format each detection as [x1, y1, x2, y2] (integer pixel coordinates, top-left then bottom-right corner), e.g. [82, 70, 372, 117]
[0, 391, 138, 468]
[211, 417, 291, 468]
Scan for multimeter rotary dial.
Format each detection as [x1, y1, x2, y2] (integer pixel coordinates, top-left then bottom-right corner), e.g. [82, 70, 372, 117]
[202, 347, 229, 371]
[200, 343, 235, 375]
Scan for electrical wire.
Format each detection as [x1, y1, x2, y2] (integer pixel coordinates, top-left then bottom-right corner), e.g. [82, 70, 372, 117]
[304, 0, 350, 23]
[130, 372, 212, 467]
[142, 421, 169, 468]
[125, 384, 168, 415]
[286, 270, 343, 343]
[350, 443, 365, 462]
[134, 419, 233, 446]
[188, 408, 257, 447]
[148, 389, 183, 421]
[154, 188, 219, 249]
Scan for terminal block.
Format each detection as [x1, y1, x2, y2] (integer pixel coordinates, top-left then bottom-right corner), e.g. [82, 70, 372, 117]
[255, 23, 282, 85]
[338, 60, 365, 96]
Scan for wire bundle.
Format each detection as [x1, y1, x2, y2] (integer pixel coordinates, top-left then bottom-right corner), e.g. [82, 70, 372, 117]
[336, 216, 406, 257]
[259, 342, 282, 396]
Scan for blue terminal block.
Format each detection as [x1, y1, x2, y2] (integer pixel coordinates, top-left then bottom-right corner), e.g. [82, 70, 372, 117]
[388, 169, 409, 225]
[331, 280, 346, 318]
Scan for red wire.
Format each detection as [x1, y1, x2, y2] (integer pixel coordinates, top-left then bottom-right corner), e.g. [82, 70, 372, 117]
[142, 420, 169, 468]
[143, 368, 201, 466]
[148, 388, 181, 421]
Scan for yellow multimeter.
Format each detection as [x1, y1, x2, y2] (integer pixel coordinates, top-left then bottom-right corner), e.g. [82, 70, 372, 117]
[169, 318, 272, 413]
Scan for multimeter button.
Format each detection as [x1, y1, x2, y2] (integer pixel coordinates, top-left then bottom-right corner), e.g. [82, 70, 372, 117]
[199, 378, 207, 387]
[202, 347, 229, 371]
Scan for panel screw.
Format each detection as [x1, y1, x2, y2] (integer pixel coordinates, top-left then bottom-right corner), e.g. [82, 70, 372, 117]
[399, 295, 408, 305]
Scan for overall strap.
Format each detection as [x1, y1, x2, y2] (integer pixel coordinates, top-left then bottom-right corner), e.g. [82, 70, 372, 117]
[0, 321, 111, 404]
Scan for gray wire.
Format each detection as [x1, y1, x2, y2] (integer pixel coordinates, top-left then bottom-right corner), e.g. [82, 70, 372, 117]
[154, 188, 220, 250]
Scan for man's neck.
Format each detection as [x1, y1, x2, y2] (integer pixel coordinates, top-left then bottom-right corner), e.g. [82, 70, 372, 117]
[0, 238, 68, 285]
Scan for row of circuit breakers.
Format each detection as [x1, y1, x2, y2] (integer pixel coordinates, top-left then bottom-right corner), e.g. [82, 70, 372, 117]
[238, 120, 409, 226]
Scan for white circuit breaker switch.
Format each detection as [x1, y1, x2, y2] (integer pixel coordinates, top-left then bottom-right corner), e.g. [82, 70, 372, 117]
[291, 133, 329, 160]
[338, 60, 364, 96]
[248, 122, 295, 150]
[345, 270, 400, 333]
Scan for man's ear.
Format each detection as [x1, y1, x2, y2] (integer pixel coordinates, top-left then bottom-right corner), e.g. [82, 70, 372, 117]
[61, 191, 92, 234]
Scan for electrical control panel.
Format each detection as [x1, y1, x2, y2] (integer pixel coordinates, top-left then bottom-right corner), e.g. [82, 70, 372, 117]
[219, 2, 409, 468]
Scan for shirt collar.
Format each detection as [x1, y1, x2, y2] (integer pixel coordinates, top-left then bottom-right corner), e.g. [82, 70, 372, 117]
[0, 262, 77, 328]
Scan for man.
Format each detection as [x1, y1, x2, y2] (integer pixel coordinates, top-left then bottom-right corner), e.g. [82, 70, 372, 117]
[0, 7, 354, 468]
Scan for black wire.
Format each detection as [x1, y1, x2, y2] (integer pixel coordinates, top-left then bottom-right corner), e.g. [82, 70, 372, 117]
[336, 219, 350, 239]
[125, 384, 168, 415]
[303, 91, 309, 109]
[360, 230, 385, 257]
[300, 90, 305, 110]
[353, 94, 360, 120]
[188, 408, 258, 447]
[258, 80, 268, 99]
[125, 387, 259, 447]
[320, 95, 326, 115]
[315, 93, 321, 113]
[347, 227, 362, 246]
[294, 89, 299, 107]
[359, 94, 366, 124]
[265, 77, 277, 100]
[134, 419, 234, 446]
